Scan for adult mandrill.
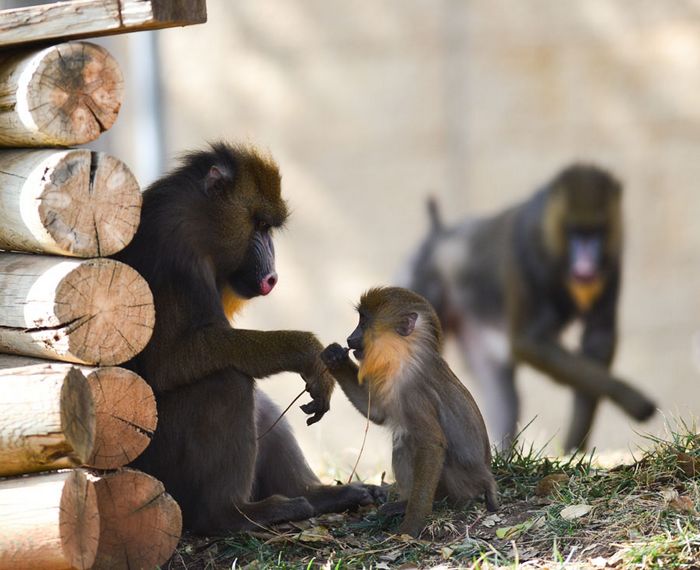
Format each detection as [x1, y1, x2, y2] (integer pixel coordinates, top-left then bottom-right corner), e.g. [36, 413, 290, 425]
[115, 142, 375, 534]
[403, 164, 656, 451]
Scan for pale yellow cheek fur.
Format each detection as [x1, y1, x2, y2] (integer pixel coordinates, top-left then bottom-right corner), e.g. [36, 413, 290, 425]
[358, 331, 414, 396]
[567, 278, 604, 313]
[221, 285, 248, 322]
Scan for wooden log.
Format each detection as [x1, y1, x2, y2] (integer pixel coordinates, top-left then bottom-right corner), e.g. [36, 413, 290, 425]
[0, 149, 141, 257]
[85, 366, 156, 469]
[0, 0, 207, 49]
[0, 354, 156, 470]
[0, 42, 123, 147]
[91, 468, 182, 570]
[0, 254, 154, 366]
[0, 469, 100, 570]
[0, 361, 95, 476]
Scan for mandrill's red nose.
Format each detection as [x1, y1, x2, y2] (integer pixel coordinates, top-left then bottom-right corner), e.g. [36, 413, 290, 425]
[259, 272, 278, 296]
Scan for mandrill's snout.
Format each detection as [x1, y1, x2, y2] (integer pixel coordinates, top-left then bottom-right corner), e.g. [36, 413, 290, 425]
[347, 326, 364, 360]
[259, 272, 278, 296]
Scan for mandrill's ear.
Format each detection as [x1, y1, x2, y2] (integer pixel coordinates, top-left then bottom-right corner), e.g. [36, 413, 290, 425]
[204, 165, 230, 194]
[396, 312, 418, 336]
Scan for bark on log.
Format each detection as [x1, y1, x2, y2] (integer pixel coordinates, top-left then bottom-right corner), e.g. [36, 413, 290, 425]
[0, 469, 100, 570]
[85, 366, 156, 469]
[92, 468, 182, 570]
[0, 254, 154, 366]
[0, 362, 94, 476]
[0, 149, 141, 257]
[0, 42, 123, 147]
[0, 0, 207, 49]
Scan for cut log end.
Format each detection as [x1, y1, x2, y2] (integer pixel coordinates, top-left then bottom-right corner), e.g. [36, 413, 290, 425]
[0, 41, 124, 147]
[60, 366, 96, 464]
[50, 259, 155, 365]
[86, 367, 157, 469]
[0, 149, 141, 257]
[0, 470, 99, 570]
[93, 469, 182, 570]
[60, 470, 101, 570]
[37, 150, 142, 256]
[0, 255, 154, 365]
[28, 42, 123, 145]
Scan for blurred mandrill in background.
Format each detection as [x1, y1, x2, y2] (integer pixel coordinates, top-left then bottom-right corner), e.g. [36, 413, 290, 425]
[403, 164, 656, 451]
[321, 287, 498, 538]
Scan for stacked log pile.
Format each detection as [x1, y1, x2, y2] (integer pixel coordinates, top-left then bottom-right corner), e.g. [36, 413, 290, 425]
[0, 1, 206, 568]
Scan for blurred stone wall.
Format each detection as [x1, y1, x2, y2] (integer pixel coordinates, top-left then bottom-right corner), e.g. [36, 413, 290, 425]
[106, 0, 700, 475]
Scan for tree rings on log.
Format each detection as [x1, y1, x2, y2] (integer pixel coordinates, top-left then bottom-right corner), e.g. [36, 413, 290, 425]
[0, 149, 141, 257]
[0, 41, 123, 146]
[92, 468, 182, 570]
[0, 254, 154, 365]
[85, 366, 156, 469]
[0, 469, 100, 570]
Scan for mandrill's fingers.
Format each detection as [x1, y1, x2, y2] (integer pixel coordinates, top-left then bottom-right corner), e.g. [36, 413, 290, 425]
[302, 364, 334, 401]
[320, 343, 350, 370]
[307, 412, 324, 426]
[300, 369, 332, 425]
[300, 400, 325, 425]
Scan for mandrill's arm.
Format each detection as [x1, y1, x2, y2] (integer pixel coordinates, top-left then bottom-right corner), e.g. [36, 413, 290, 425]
[510, 299, 655, 423]
[513, 334, 655, 418]
[320, 343, 387, 424]
[144, 324, 334, 424]
[566, 284, 619, 450]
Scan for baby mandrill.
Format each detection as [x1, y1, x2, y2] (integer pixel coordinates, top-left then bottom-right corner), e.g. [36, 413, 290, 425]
[321, 286, 498, 537]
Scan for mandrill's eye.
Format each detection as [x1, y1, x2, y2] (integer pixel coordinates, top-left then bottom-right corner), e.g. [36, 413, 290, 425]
[256, 220, 271, 232]
[358, 311, 368, 327]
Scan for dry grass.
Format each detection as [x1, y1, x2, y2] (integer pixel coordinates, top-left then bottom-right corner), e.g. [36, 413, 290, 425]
[163, 422, 700, 569]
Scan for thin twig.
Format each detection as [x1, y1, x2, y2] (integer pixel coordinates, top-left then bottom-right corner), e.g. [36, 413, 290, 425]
[347, 389, 371, 484]
[233, 503, 282, 536]
[257, 388, 306, 440]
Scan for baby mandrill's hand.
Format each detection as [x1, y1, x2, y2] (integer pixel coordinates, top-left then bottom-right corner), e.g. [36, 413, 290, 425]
[320, 343, 350, 371]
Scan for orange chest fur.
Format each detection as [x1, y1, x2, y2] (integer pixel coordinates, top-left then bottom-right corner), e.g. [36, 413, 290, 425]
[358, 332, 413, 396]
[220, 285, 248, 322]
[567, 278, 604, 313]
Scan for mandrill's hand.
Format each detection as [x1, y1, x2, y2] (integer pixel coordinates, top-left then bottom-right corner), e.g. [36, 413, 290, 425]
[299, 350, 335, 425]
[320, 343, 350, 371]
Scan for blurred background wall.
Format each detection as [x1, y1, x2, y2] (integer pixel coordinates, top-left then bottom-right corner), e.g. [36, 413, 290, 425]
[92, 0, 699, 477]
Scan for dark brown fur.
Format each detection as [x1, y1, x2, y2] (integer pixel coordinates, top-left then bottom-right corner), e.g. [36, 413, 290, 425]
[404, 164, 656, 451]
[115, 142, 376, 534]
[321, 287, 498, 537]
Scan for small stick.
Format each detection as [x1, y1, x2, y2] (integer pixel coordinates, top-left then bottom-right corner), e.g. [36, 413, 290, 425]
[233, 503, 281, 536]
[347, 389, 371, 484]
[257, 389, 306, 441]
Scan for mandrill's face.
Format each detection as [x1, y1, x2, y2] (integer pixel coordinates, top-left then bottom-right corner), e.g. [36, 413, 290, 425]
[544, 166, 622, 313]
[347, 311, 367, 360]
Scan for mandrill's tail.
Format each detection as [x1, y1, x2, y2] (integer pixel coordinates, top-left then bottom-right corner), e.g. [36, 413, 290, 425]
[426, 195, 444, 234]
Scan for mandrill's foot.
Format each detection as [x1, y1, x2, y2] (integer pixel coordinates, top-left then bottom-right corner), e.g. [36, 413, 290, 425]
[398, 514, 425, 538]
[363, 483, 389, 505]
[611, 380, 657, 421]
[303, 482, 382, 515]
[378, 500, 407, 518]
[237, 495, 315, 528]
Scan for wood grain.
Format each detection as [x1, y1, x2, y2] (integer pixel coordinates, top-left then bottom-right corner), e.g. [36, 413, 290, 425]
[0, 0, 207, 49]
